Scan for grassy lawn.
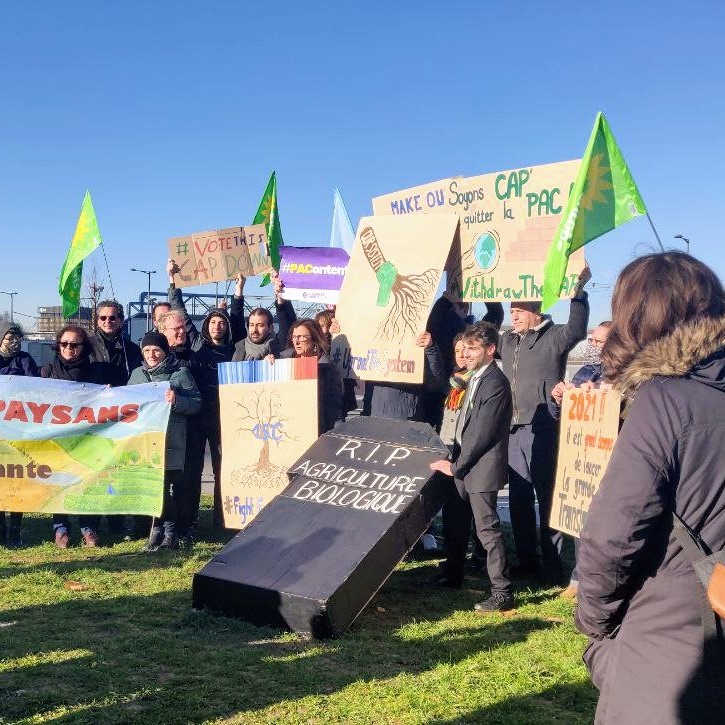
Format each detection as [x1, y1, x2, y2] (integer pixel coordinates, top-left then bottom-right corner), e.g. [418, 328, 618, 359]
[0, 498, 597, 724]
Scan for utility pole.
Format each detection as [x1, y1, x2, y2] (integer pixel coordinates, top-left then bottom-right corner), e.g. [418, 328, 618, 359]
[0, 291, 18, 322]
[130, 268, 156, 332]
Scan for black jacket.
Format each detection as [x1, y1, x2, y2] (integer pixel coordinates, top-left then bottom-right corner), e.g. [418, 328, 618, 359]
[190, 309, 235, 418]
[88, 331, 142, 386]
[575, 315, 725, 724]
[498, 293, 589, 426]
[450, 362, 512, 492]
[366, 343, 447, 423]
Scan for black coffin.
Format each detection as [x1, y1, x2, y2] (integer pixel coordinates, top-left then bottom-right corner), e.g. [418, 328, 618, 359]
[192, 416, 449, 638]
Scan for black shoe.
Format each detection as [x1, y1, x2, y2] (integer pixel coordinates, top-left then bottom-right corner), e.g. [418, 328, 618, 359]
[157, 535, 179, 551]
[474, 591, 515, 613]
[142, 527, 163, 552]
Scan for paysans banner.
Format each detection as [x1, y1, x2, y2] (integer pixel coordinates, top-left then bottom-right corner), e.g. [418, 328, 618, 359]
[218, 359, 319, 529]
[0, 376, 170, 516]
[330, 214, 460, 384]
[549, 386, 621, 537]
[168, 224, 270, 287]
[372, 160, 585, 302]
[278, 246, 349, 305]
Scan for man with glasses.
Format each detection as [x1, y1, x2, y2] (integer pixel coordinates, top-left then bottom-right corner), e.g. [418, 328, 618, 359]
[88, 300, 143, 539]
[88, 300, 142, 387]
[0, 321, 39, 547]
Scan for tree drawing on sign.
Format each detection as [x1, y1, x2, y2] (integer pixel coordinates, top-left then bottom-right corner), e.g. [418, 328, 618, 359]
[233, 388, 296, 490]
[360, 226, 438, 343]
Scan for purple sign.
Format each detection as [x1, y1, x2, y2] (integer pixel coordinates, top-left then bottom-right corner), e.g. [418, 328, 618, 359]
[278, 246, 349, 304]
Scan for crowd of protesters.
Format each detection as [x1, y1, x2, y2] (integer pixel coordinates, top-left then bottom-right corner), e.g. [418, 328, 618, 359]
[1, 251, 723, 722]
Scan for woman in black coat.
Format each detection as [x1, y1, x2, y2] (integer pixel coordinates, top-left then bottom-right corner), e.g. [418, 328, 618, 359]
[575, 252, 725, 724]
[41, 325, 103, 548]
[280, 318, 344, 435]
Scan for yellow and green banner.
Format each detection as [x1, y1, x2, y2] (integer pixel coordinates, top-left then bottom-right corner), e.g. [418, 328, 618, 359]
[541, 113, 647, 310]
[59, 190, 102, 318]
[0, 377, 170, 515]
[253, 171, 283, 286]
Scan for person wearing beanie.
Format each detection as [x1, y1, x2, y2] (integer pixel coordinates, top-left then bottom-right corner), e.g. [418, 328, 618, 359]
[128, 333, 201, 551]
[140, 330, 170, 354]
[0, 322, 39, 548]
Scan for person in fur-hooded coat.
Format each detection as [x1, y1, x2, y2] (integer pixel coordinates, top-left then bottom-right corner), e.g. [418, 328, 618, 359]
[575, 252, 725, 725]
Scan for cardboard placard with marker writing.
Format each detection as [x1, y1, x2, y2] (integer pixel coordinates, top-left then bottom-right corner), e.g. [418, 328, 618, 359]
[167, 224, 270, 288]
[330, 213, 460, 384]
[550, 386, 621, 538]
[372, 159, 586, 302]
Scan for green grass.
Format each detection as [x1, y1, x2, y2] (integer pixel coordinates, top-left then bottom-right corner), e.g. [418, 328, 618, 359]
[0, 499, 598, 724]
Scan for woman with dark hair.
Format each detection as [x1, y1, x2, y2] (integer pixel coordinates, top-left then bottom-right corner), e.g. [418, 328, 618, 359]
[41, 325, 103, 547]
[575, 252, 725, 724]
[281, 319, 344, 434]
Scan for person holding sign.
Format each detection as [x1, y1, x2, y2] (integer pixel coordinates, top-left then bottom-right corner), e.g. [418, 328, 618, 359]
[128, 332, 201, 550]
[549, 321, 611, 599]
[575, 252, 725, 724]
[41, 324, 104, 548]
[499, 266, 591, 582]
[430, 322, 514, 612]
[279, 319, 344, 435]
[230, 272, 296, 361]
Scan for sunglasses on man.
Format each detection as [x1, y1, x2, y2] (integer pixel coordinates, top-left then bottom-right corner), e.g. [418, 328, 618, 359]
[59, 341, 83, 349]
[98, 315, 118, 321]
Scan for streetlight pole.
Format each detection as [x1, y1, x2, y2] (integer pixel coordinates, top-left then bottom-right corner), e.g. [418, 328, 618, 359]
[0, 291, 18, 322]
[130, 268, 156, 332]
[674, 234, 691, 255]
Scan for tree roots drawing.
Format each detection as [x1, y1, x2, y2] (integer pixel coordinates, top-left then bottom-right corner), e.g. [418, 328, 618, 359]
[360, 225, 439, 344]
[375, 268, 438, 342]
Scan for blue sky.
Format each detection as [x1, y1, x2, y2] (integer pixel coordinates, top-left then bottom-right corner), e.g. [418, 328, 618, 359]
[1, 2, 723, 328]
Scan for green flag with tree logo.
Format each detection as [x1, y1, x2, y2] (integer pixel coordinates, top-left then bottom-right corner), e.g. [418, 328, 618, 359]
[253, 171, 283, 287]
[59, 191, 103, 318]
[541, 113, 647, 311]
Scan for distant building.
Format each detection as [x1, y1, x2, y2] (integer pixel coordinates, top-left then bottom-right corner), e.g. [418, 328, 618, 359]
[36, 305, 94, 335]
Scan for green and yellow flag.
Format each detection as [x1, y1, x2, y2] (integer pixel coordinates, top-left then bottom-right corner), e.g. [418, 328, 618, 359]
[59, 191, 103, 317]
[541, 113, 647, 311]
[252, 171, 283, 286]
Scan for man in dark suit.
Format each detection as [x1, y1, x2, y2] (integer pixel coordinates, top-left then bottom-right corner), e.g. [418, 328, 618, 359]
[430, 321, 514, 612]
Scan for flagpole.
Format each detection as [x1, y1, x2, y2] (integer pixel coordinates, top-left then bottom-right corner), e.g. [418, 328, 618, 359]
[646, 213, 665, 252]
[99, 242, 117, 300]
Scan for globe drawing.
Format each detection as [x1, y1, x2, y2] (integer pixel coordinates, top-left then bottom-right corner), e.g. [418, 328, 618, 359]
[474, 233, 498, 271]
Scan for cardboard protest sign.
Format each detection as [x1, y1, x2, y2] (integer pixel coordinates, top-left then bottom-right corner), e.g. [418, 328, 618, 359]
[550, 386, 621, 537]
[193, 416, 449, 638]
[217, 358, 319, 529]
[330, 214, 459, 384]
[168, 224, 270, 288]
[0, 377, 169, 515]
[278, 246, 349, 304]
[372, 160, 586, 302]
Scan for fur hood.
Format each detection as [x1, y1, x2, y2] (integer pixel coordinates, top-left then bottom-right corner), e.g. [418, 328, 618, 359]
[615, 315, 725, 396]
